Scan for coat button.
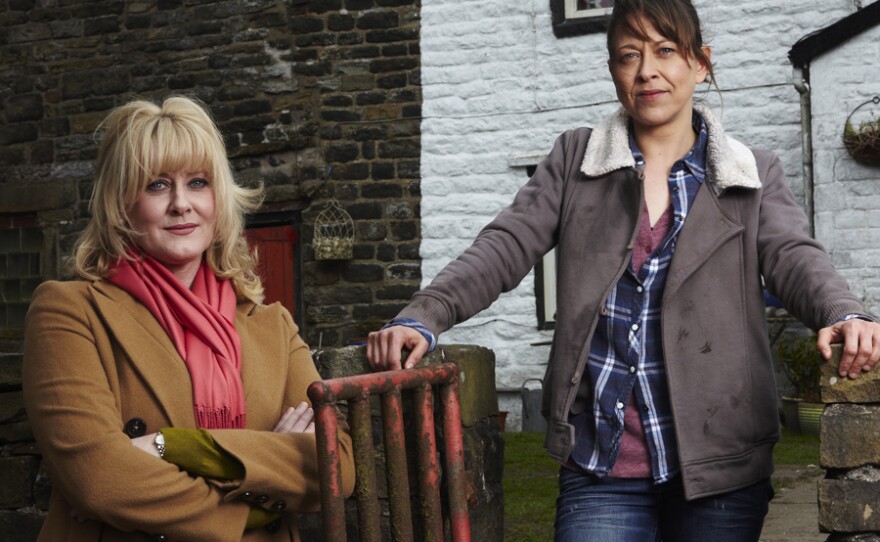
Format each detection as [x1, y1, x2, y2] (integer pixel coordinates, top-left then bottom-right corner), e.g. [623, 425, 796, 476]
[265, 519, 281, 533]
[255, 494, 269, 504]
[153, 535, 167, 542]
[271, 500, 287, 512]
[124, 418, 147, 438]
[241, 491, 253, 499]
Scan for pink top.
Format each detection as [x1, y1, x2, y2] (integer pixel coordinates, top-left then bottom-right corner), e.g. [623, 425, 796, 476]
[610, 204, 673, 478]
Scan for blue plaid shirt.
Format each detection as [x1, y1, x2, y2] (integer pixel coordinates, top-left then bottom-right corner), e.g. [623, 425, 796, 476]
[568, 112, 709, 483]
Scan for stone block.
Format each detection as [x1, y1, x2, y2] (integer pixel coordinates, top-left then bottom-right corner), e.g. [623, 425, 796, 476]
[821, 344, 880, 403]
[0, 391, 25, 422]
[820, 403, 880, 468]
[0, 353, 23, 390]
[827, 534, 880, 542]
[0, 179, 76, 213]
[0, 456, 39, 508]
[0, 510, 45, 542]
[4, 94, 44, 122]
[0, 420, 34, 444]
[0, 123, 38, 145]
[819, 478, 880, 533]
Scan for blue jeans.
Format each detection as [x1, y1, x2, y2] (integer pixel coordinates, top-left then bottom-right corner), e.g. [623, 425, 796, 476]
[555, 468, 773, 542]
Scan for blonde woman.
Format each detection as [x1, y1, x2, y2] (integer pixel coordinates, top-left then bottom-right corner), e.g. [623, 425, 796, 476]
[24, 96, 354, 542]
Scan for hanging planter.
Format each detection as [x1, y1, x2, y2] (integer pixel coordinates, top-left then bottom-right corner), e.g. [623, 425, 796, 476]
[843, 95, 880, 167]
[313, 199, 354, 260]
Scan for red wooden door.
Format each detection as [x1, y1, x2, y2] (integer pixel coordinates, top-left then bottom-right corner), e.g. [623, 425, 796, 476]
[244, 225, 297, 316]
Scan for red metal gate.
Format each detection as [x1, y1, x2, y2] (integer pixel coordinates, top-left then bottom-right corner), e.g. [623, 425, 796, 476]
[307, 363, 471, 542]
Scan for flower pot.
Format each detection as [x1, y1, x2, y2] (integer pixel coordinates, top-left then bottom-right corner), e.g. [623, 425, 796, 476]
[497, 410, 509, 432]
[796, 401, 824, 436]
[780, 396, 802, 434]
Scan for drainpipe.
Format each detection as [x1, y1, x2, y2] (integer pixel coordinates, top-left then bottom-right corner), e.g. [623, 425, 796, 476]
[792, 65, 815, 238]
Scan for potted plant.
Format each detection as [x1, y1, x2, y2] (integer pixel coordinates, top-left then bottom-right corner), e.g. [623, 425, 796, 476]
[776, 335, 824, 435]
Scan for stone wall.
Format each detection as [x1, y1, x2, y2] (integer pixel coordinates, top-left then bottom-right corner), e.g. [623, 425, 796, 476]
[0, 0, 423, 348]
[819, 345, 880, 540]
[0, 0, 424, 537]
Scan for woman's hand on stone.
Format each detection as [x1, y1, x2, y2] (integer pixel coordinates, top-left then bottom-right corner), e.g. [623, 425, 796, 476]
[817, 319, 880, 379]
[366, 325, 428, 371]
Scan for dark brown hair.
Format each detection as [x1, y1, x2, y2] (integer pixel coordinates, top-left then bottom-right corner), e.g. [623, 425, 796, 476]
[607, 0, 715, 85]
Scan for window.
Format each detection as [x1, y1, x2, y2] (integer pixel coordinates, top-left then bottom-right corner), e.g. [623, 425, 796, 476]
[551, 0, 614, 38]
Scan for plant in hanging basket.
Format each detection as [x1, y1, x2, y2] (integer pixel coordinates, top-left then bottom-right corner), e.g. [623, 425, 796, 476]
[843, 96, 880, 167]
[314, 236, 353, 260]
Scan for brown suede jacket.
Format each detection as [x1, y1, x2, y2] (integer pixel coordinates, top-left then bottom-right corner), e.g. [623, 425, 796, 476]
[398, 104, 865, 499]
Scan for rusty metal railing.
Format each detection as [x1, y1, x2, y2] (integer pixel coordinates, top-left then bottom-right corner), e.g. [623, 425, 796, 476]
[307, 362, 471, 542]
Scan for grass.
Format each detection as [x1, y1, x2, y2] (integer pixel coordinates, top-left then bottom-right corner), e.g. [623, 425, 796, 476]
[502, 428, 820, 541]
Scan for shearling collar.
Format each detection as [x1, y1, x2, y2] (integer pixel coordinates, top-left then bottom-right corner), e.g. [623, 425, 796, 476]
[580, 103, 761, 194]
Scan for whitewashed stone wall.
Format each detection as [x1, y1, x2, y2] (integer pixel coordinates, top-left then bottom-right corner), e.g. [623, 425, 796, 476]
[810, 25, 880, 319]
[419, 0, 862, 429]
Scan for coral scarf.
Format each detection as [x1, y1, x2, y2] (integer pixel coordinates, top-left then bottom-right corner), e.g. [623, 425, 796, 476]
[109, 253, 246, 429]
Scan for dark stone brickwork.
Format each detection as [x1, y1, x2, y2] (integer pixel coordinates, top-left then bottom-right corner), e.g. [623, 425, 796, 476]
[0, 0, 423, 537]
[0, 0, 422, 345]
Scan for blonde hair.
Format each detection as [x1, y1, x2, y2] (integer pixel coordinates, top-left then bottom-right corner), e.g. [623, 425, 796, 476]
[73, 96, 265, 303]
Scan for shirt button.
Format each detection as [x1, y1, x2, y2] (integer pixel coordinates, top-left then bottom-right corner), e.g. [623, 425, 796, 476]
[636, 286, 643, 293]
[642, 405, 649, 412]
[629, 366, 636, 374]
[616, 402, 625, 410]
[631, 324, 639, 331]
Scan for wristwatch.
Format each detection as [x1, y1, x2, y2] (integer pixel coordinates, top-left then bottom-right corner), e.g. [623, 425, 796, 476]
[154, 431, 166, 458]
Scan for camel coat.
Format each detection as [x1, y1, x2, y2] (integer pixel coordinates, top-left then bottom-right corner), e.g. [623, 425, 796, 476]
[23, 279, 355, 542]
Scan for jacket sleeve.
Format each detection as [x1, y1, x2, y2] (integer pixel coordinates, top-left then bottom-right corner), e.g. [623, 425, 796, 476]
[399, 130, 578, 338]
[23, 282, 252, 541]
[207, 306, 356, 514]
[754, 149, 867, 329]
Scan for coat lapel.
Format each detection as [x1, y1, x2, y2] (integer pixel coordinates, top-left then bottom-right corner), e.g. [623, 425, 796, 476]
[664, 185, 744, 300]
[90, 281, 194, 426]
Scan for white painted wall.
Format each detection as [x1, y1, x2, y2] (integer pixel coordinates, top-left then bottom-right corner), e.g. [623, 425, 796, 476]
[810, 22, 880, 318]
[418, 0, 866, 428]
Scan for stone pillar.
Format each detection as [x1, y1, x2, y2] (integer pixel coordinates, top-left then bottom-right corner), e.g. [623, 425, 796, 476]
[818, 345, 880, 541]
[309, 344, 504, 542]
